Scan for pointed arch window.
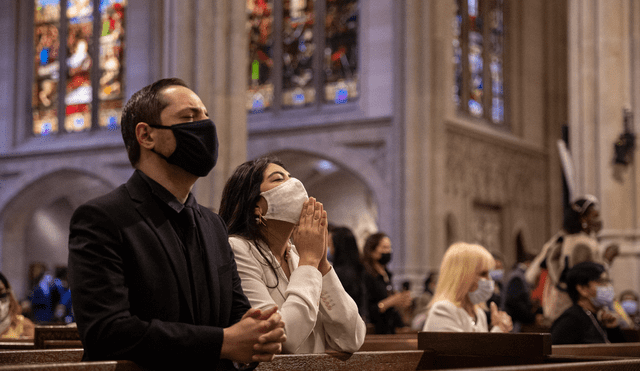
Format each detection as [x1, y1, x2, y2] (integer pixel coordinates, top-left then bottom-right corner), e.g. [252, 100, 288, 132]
[453, 0, 506, 127]
[32, 0, 126, 136]
[247, 0, 359, 114]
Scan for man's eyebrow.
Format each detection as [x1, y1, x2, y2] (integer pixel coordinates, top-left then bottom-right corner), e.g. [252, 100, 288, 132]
[176, 107, 208, 116]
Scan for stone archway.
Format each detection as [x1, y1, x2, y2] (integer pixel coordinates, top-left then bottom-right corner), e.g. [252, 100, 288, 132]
[1, 169, 113, 299]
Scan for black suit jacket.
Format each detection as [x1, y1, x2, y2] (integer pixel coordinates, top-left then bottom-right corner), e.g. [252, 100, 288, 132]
[68, 171, 250, 370]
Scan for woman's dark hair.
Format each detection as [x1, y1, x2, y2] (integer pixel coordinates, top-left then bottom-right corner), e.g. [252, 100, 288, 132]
[563, 196, 598, 234]
[219, 155, 285, 288]
[331, 226, 363, 274]
[120, 78, 189, 167]
[565, 261, 605, 303]
[362, 232, 388, 276]
[0, 272, 9, 290]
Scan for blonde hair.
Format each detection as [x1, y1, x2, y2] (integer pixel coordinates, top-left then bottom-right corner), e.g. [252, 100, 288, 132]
[429, 242, 495, 308]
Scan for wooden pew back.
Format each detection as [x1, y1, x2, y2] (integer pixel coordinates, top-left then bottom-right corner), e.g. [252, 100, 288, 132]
[0, 360, 142, 371]
[0, 349, 83, 365]
[552, 342, 640, 358]
[417, 332, 552, 369]
[255, 350, 424, 371]
[33, 325, 82, 349]
[359, 333, 418, 351]
[453, 358, 640, 371]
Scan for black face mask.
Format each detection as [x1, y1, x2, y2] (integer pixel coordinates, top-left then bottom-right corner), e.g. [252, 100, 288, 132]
[149, 119, 218, 177]
[378, 253, 392, 265]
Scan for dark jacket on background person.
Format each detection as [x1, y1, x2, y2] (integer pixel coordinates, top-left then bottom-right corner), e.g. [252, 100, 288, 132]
[551, 304, 625, 344]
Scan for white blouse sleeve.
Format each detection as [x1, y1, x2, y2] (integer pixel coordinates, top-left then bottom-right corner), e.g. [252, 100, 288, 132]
[317, 267, 366, 353]
[229, 237, 323, 353]
[423, 301, 466, 332]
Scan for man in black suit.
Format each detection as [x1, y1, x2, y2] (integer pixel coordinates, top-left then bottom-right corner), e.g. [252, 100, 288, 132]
[68, 78, 286, 370]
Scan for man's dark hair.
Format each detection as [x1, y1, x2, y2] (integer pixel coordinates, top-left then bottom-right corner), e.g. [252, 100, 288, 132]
[565, 261, 606, 303]
[120, 78, 189, 167]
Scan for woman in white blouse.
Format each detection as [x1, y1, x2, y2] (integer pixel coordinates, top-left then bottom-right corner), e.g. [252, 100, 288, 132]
[219, 156, 366, 354]
[423, 242, 513, 333]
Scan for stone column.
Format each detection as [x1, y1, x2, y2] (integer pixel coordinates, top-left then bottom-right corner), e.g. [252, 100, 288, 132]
[568, 0, 640, 293]
[162, 0, 248, 211]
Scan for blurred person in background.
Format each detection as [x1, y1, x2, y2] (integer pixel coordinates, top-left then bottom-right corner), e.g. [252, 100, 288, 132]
[551, 262, 625, 344]
[330, 225, 366, 317]
[422, 242, 512, 333]
[363, 232, 412, 334]
[0, 272, 35, 339]
[501, 252, 544, 332]
[527, 195, 619, 323]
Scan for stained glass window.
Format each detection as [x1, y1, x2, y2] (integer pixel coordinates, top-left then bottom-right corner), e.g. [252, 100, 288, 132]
[453, 0, 505, 126]
[247, 0, 359, 114]
[32, 0, 126, 136]
[324, 0, 358, 105]
[247, 0, 274, 113]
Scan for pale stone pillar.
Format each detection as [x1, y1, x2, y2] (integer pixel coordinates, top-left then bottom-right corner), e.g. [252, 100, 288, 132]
[568, 0, 640, 293]
[161, 0, 248, 211]
[403, 0, 453, 281]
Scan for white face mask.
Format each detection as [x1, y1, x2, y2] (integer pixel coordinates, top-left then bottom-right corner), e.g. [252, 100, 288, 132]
[468, 278, 495, 304]
[260, 178, 309, 224]
[0, 298, 11, 335]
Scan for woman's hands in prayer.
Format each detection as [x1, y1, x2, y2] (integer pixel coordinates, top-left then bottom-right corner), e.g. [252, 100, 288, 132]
[294, 197, 328, 272]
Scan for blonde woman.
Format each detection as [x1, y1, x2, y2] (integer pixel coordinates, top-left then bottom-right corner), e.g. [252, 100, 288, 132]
[423, 242, 513, 332]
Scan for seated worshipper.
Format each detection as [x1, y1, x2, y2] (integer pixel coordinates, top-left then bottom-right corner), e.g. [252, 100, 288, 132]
[69, 78, 285, 370]
[619, 290, 640, 329]
[219, 157, 366, 354]
[330, 225, 366, 316]
[551, 261, 625, 344]
[362, 232, 413, 334]
[501, 253, 544, 333]
[423, 242, 513, 333]
[0, 272, 35, 339]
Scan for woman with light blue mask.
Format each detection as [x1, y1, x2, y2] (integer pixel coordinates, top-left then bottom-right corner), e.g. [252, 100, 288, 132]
[422, 242, 513, 332]
[618, 290, 640, 329]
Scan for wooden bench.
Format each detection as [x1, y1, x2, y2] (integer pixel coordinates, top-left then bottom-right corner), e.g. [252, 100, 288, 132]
[552, 342, 640, 358]
[255, 350, 424, 371]
[0, 339, 35, 350]
[359, 333, 418, 351]
[449, 358, 640, 370]
[0, 360, 142, 371]
[417, 332, 552, 369]
[0, 349, 83, 365]
[33, 325, 82, 349]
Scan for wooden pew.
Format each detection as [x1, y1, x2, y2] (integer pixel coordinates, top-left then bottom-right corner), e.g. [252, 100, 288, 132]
[0, 360, 142, 371]
[449, 358, 640, 370]
[0, 349, 83, 365]
[255, 350, 424, 371]
[552, 342, 640, 358]
[33, 325, 82, 349]
[0, 338, 35, 350]
[417, 332, 552, 369]
[358, 333, 418, 351]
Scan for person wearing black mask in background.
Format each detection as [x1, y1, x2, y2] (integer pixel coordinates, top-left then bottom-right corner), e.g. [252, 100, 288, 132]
[362, 232, 412, 334]
[68, 78, 285, 370]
